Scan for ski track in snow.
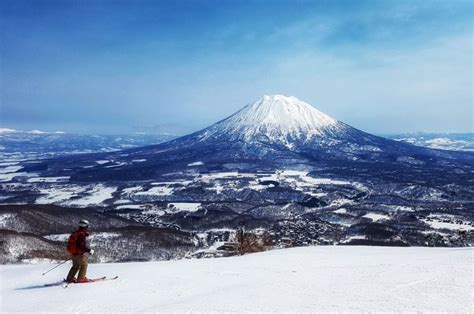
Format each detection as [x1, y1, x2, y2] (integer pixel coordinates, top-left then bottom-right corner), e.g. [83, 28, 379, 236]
[1, 246, 472, 312]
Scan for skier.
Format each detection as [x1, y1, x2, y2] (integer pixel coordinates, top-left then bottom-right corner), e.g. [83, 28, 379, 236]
[65, 219, 94, 283]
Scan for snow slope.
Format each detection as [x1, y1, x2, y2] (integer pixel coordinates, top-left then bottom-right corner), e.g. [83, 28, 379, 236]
[1, 246, 472, 312]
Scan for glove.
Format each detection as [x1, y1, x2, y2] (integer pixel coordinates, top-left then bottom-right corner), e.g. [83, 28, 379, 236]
[90, 249, 95, 256]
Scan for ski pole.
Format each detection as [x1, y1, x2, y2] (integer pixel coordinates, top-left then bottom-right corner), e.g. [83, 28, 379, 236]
[42, 260, 68, 276]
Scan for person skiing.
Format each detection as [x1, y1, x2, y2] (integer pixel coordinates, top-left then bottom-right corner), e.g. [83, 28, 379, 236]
[65, 219, 94, 283]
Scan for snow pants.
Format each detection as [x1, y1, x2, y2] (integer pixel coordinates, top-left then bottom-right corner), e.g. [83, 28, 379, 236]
[66, 254, 88, 282]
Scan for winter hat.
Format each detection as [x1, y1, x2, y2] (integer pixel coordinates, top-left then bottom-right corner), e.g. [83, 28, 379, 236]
[79, 219, 89, 228]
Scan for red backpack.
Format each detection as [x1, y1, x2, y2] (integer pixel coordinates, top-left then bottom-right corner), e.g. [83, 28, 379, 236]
[66, 231, 80, 254]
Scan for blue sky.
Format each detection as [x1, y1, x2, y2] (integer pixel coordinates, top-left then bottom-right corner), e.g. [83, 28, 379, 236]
[1, 0, 472, 135]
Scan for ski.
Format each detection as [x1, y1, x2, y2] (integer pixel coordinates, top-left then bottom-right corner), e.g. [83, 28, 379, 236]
[63, 276, 118, 288]
[87, 275, 118, 282]
[78, 276, 106, 283]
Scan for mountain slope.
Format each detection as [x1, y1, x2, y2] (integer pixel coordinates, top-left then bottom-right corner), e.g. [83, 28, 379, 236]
[2, 246, 471, 312]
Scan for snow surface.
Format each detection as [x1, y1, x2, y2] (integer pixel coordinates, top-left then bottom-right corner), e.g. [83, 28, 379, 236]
[0, 128, 17, 133]
[422, 219, 474, 231]
[0, 171, 38, 182]
[66, 185, 117, 207]
[44, 232, 121, 242]
[134, 186, 174, 197]
[200, 95, 343, 143]
[0, 165, 23, 174]
[341, 235, 367, 243]
[36, 186, 85, 205]
[168, 202, 201, 212]
[131, 159, 147, 163]
[27, 176, 70, 183]
[1, 246, 471, 312]
[28, 130, 47, 134]
[0, 213, 17, 228]
[115, 204, 148, 210]
[187, 161, 204, 166]
[363, 212, 391, 222]
[223, 95, 337, 133]
[105, 162, 128, 168]
[426, 137, 460, 148]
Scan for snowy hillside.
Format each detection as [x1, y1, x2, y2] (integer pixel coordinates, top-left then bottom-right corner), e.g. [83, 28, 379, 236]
[1, 246, 472, 312]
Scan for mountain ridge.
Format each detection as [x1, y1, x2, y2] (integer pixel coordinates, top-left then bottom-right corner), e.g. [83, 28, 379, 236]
[16, 95, 474, 183]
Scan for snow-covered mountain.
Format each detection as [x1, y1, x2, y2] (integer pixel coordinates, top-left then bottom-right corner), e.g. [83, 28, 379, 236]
[201, 95, 340, 144]
[0, 128, 64, 134]
[162, 94, 382, 154]
[387, 132, 474, 152]
[136, 94, 468, 159]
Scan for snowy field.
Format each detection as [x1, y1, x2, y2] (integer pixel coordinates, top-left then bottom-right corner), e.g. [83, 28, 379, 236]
[1, 246, 472, 312]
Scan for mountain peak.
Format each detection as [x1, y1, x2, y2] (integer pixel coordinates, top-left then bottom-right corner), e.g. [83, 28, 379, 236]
[200, 95, 342, 144]
[261, 94, 297, 101]
[225, 95, 337, 133]
[239, 95, 337, 129]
